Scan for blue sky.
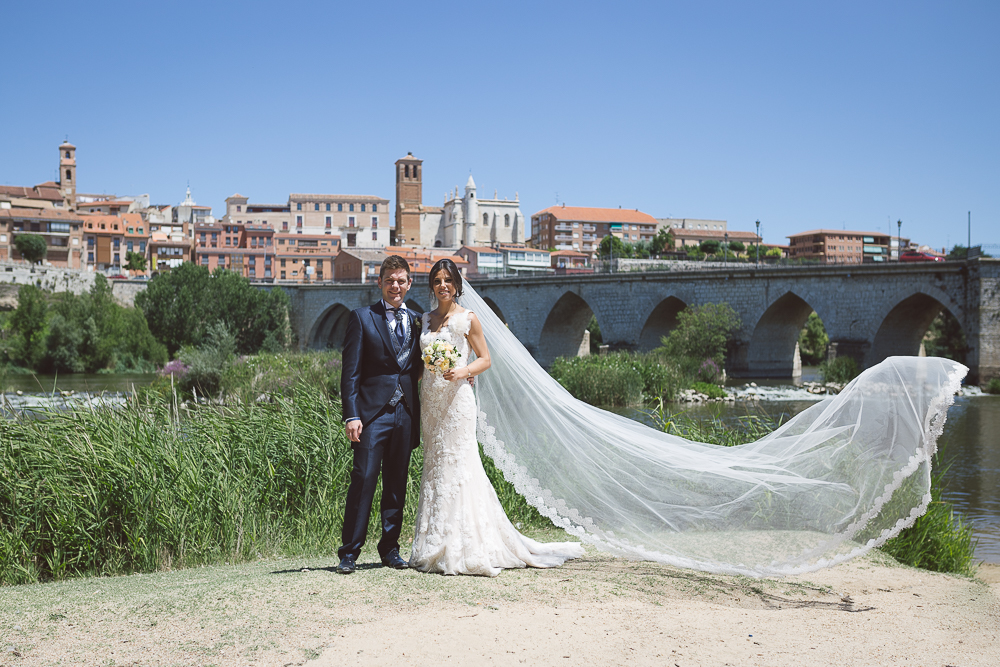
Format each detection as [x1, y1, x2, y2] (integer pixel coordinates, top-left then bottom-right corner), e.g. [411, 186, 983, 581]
[2, 1, 997, 250]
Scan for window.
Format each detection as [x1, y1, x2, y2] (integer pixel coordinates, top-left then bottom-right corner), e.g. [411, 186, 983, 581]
[296, 215, 302, 226]
[65, 150, 70, 158]
[127, 241, 134, 252]
[219, 255, 225, 262]
[113, 253, 120, 263]
[88, 252, 94, 262]
[139, 242, 146, 253]
[348, 216, 355, 227]
[201, 256, 209, 265]
[326, 216, 332, 227]
[113, 238, 120, 250]
[371, 217, 378, 228]
[349, 204, 355, 212]
[236, 205, 241, 212]
[280, 271, 286, 279]
[338, 203, 343, 212]
[405, 165, 410, 177]
[314, 203, 319, 211]
[66, 169, 72, 181]
[282, 220, 288, 230]
[372, 204, 378, 212]
[347, 233, 356, 247]
[372, 231, 378, 241]
[280, 259, 286, 267]
[226, 237, 231, 246]
[87, 237, 94, 247]
[504, 214, 510, 228]
[296, 203, 302, 211]
[326, 203, 331, 211]
[483, 213, 488, 226]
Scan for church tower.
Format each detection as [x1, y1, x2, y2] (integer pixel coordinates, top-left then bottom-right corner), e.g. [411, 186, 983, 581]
[463, 175, 478, 247]
[59, 140, 76, 211]
[395, 152, 423, 246]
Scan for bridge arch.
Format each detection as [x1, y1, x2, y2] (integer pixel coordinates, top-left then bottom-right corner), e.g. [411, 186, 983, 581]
[537, 291, 594, 367]
[480, 296, 507, 324]
[747, 291, 818, 377]
[309, 302, 351, 350]
[638, 296, 687, 352]
[869, 289, 965, 365]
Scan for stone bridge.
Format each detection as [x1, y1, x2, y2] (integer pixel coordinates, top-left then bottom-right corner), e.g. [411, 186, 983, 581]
[279, 259, 1000, 384]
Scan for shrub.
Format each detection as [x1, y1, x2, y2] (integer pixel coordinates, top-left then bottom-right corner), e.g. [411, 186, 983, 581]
[657, 302, 740, 378]
[798, 312, 829, 365]
[696, 358, 723, 384]
[221, 350, 343, 401]
[13, 234, 47, 264]
[986, 378, 1000, 395]
[550, 353, 644, 406]
[178, 322, 235, 398]
[691, 381, 727, 399]
[819, 356, 859, 384]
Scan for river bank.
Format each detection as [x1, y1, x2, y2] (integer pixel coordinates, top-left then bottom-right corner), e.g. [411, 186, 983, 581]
[1, 537, 996, 667]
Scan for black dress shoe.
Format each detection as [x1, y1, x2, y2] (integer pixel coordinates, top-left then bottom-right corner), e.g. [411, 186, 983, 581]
[381, 549, 409, 569]
[336, 556, 356, 574]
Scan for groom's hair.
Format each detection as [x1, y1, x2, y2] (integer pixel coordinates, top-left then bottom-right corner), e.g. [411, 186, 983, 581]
[429, 258, 463, 297]
[379, 255, 411, 280]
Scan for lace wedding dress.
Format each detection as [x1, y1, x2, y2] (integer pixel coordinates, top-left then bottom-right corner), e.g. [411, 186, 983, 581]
[409, 310, 585, 576]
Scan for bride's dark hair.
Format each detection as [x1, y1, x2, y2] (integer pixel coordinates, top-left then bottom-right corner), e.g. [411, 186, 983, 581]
[429, 258, 464, 297]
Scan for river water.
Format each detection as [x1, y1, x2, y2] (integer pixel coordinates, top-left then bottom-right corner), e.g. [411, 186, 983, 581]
[6, 371, 999, 564]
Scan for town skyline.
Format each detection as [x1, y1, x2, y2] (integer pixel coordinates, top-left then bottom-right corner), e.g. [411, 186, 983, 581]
[2, 2, 997, 251]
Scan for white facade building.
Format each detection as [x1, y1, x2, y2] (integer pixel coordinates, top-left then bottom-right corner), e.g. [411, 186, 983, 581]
[420, 176, 525, 248]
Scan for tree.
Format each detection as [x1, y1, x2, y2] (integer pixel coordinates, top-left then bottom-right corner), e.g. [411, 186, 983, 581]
[13, 234, 47, 264]
[598, 234, 628, 260]
[650, 228, 674, 257]
[699, 239, 720, 255]
[947, 245, 993, 260]
[765, 247, 783, 258]
[6, 285, 49, 368]
[727, 240, 745, 254]
[136, 264, 291, 356]
[658, 302, 741, 372]
[798, 312, 829, 365]
[124, 251, 147, 272]
[923, 310, 968, 362]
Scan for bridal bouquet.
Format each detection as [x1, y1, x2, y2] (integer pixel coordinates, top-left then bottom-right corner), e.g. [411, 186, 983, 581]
[422, 340, 462, 374]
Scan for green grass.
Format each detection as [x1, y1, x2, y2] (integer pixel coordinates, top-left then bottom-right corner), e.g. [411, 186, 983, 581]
[0, 380, 551, 585]
[690, 381, 727, 399]
[985, 378, 1000, 395]
[819, 356, 860, 384]
[549, 352, 684, 406]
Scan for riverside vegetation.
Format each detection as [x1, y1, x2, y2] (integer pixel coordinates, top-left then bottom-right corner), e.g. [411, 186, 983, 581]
[0, 274, 979, 584]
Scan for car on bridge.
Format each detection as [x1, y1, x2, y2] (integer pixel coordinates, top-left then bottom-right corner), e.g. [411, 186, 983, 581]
[899, 251, 944, 263]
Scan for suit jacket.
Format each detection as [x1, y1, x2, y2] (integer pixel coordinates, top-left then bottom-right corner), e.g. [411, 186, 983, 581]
[340, 301, 422, 449]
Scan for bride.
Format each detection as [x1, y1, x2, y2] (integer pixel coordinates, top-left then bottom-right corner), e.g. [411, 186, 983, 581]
[409, 260, 966, 578]
[409, 259, 585, 576]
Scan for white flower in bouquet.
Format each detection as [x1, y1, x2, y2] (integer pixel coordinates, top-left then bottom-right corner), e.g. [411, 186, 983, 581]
[422, 340, 462, 375]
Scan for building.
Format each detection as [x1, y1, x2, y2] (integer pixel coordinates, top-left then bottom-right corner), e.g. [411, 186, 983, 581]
[455, 245, 503, 277]
[386, 246, 469, 279]
[274, 232, 338, 282]
[531, 205, 657, 254]
[658, 218, 727, 234]
[81, 213, 149, 273]
[787, 229, 906, 264]
[224, 193, 388, 243]
[394, 153, 526, 248]
[0, 203, 84, 268]
[550, 249, 592, 273]
[334, 248, 388, 283]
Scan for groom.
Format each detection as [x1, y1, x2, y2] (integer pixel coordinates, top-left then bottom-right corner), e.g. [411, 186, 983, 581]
[337, 255, 422, 574]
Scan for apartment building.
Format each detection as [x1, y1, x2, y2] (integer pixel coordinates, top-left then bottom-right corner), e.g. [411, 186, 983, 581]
[787, 229, 906, 264]
[224, 193, 389, 241]
[274, 233, 338, 283]
[0, 203, 84, 268]
[531, 206, 657, 254]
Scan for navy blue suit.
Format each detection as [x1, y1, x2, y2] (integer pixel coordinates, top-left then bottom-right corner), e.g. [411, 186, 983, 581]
[338, 301, 422, 561]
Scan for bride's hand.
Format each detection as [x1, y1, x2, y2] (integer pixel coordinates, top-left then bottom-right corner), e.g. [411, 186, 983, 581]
[443, 367, 470, 382]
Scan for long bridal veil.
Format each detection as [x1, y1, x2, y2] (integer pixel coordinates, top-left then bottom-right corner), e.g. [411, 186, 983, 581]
[458, 283, 967, 577]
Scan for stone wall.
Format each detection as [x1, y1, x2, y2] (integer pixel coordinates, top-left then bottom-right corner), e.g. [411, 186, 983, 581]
[0, 260, 95, 295]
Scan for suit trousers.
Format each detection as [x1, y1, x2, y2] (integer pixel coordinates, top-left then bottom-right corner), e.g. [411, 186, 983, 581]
[338, 400, 413, 561]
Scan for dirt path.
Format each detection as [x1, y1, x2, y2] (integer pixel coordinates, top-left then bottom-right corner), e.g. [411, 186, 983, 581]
[2, 538, 997, 667]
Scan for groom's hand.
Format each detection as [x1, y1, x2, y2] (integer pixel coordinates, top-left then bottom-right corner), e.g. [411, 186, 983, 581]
[346, 419, 363, 442]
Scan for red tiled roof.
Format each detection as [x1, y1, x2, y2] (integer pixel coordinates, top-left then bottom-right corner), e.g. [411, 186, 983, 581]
[0, 184, 65, 202]
[533, 205, 657, 224]
[549, 249, 590, 257]
[787, 229, 888, 238]
[0, 207, 82, 222]
[672, 228, 761, 241]
[460, 245, 502, 254]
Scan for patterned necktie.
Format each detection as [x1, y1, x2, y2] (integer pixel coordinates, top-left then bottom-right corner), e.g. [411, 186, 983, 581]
[392, 308, 405, 346]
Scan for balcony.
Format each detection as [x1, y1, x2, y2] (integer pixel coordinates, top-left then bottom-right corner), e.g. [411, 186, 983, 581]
[554, 234, 573, 242]
[582, 224, 596, 232]
[554, 224, 572, 232]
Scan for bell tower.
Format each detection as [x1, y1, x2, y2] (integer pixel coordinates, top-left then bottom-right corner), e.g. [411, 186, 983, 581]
[395, 152, 423, 246]
[59, 140, 76, 211]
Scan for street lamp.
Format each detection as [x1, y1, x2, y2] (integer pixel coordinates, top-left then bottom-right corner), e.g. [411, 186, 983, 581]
[897, 219, 902, 261]
[755, 220, 761, 266]
[724, 231, 729, 266]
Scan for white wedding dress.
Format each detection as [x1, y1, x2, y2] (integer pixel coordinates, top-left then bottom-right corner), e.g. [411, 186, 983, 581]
[409, 310, 585, 576]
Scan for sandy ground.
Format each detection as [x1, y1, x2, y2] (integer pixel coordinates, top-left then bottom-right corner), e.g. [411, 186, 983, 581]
[2, 534, 997, 667]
